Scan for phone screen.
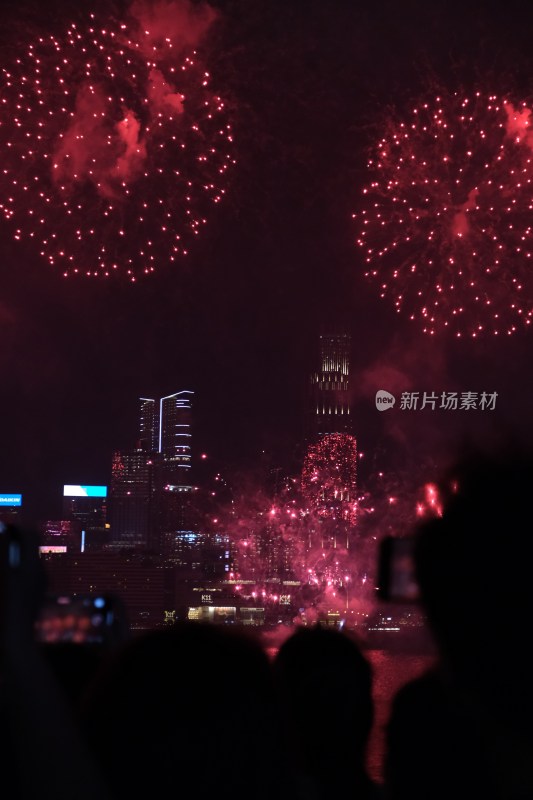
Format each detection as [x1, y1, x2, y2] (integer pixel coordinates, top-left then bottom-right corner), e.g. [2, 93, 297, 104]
[377, 536, 420, 602]
[35, 595, 113, 644]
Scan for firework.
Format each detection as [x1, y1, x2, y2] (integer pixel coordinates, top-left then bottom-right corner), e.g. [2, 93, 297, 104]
[415, 482, 443, 518]
[355, 90, 533, 336]
[0, 5, 233, 280]
[210, 470, 371, 625]
[301, 433, 358, 524]
[207, 453, 447, 626]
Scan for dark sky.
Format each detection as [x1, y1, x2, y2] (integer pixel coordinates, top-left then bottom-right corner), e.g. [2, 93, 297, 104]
[1, 0, 533, 522]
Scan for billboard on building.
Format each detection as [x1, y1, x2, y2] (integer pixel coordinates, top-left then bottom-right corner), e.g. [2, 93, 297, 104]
[0, 494, 22, 507]
[63, 485, 107, 498]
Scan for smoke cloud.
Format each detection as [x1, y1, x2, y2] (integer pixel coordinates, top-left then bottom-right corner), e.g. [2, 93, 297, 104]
[504, 100, 533, 147]
[129, 0, 217, 54]
[50, 0, 217, 200]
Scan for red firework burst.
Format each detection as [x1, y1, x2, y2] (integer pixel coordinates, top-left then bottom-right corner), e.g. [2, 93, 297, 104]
[0, 8, 234, 280]
[301, 433, 358, 524]
[354, 90, 533, 336]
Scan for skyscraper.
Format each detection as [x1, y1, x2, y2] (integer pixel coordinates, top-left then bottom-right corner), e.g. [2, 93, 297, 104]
[309, 331, 352, 439]
[138, 391, 195, 558]
[139, 398, 159, 452]
[159, 390, 193, 477]
[62, 485, 109, 551]
[109, 450, 154, 549]
[110, 391, 194, 554]
[302, 331, 358, 574]
[139, 391, 193, 470]
[301, 433, 358, 527]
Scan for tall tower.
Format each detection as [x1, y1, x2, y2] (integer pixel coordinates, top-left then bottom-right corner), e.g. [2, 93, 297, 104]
[155, 391, 195, 559]
[139, 398, 159, 452]
[159, 391, 193, 474]
[309, 332, 352, 439]
[301, 433, 358, 528]
[109, 391, 194, 555]
[302, 331, 357, 582]
[109, 450, 154, 549]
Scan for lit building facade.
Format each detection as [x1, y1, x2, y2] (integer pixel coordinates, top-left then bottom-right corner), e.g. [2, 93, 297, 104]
[300, 332, 358, 591]
[39, 519, 78, 553]
[114, 391, 196, 559]
[156, 391, 194, 559]
[138, 391, 193, 478]
[304, 331, 357, 527]
[159, 390, 193, 474]
[109, 450, 155, 549]
[62, 485, 109, 551]
[309, 332, 352, 438]
[0, 493, 22, 525]
[301, 432, 358, 529]
[42, 552, 170, 631]
[110, 390, 229, 568]
[139, 397, 159, 452]
[247, 521, 296, 583]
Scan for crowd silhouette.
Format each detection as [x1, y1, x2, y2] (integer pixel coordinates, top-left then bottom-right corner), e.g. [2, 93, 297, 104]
[1, 450, 532, 799]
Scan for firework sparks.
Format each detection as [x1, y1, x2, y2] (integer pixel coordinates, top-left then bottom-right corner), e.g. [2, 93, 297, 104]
[301, 433, 358, 525]
[0, 1, 234, 280]
[415, 482, 443, 518]
[355, 90, 533, 336]
[211, 452, 371, 624]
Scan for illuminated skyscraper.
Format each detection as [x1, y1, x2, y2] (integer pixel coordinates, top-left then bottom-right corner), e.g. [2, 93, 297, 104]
[62, 485, 108, 551]
[109, 450, 154, 549]
[139, 398, 159, 452]
[302, 333, 358, 572]
[301, 433, 358, 527]
[309, 332, 352, 438]
[139, 391, 193, 470]
[110, 391, 194, 554]
[147, 390, 195, 559]
[159, 391, 193, 474]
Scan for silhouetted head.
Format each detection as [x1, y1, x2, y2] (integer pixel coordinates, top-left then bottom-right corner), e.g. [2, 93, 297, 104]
[82, 623, 285, 800]
[413, 449, 533, 725]
[41, 642, 103, 707]
[274, 625, 374, 778]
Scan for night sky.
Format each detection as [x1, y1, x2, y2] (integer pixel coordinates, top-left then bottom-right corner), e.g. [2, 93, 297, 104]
[2, 0, 533, 523]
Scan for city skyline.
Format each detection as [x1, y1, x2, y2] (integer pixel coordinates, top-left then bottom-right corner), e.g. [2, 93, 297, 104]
[3, 334, 359, 523]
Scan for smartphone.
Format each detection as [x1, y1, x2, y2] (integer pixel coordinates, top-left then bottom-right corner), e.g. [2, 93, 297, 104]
[35, 594, 120, 644]
[0, 521, 21, 568]
[376, 536, 420, 602]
